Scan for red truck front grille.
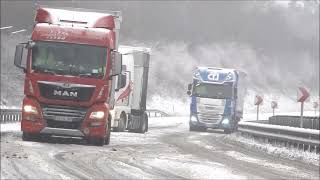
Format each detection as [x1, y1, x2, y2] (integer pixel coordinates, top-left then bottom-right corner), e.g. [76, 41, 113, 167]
[41, 104, 88, 129]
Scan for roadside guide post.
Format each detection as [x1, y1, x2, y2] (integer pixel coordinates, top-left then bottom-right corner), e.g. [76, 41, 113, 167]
[254, 95, 263, 121]
[313, 102, 319, 116]
[271, 101, 278, 116]
[297, 87, 310, 128]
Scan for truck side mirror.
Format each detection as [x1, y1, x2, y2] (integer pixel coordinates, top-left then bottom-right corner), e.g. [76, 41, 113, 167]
[26, 41, 36, 49]
[14, 44, 26, 72]
[187, 90, 191, 96]
[234, 88, 238, 99]
[122, 65, 127, 71]
[116, 73, 126, 91]
[111, 51, 122, 76]
[187, 83, 192, 91]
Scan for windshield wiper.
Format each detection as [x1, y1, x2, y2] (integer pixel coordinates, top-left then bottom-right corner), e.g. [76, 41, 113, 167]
[33, 67, 56, 75]
[79, 73, 104, 78]
[79, 73, 93, 78]
[43, 70, 56, 75]
[94, 73, 104, 78]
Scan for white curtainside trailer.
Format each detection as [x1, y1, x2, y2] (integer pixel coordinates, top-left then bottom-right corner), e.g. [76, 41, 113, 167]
[110, 45, 151, 133]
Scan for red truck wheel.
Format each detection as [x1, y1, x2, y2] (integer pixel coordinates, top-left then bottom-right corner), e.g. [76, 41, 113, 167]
[114, 113, 126, 132]
[89, 121, 110, 146]
[22, 132, 40, 141]
[105, 121, 111, 145]
[137, 113, 148, 133]
[88, 138, 104, 146]
[22, 132, 32, 141]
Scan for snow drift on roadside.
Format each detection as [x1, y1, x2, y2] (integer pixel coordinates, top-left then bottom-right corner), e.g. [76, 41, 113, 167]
[147, 95, 189, 116]
[225, 133, 320, 166]
[0, 122, 20, 133]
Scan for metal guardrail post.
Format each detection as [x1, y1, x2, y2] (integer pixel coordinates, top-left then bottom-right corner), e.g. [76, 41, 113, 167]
[0, 109, 22, 123]
[300, 102, 304, 128]
[145, 109, 170, 118]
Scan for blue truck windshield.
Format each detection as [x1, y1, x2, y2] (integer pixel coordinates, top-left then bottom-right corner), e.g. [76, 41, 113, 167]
[193, 83, 233, 99]
[31, 41, 107, 79]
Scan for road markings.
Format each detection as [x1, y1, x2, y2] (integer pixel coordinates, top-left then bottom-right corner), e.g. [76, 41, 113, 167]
[0, 26, 13, 30]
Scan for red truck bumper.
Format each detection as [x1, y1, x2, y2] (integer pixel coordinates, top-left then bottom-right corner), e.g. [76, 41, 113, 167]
[21, 97, 109, 139]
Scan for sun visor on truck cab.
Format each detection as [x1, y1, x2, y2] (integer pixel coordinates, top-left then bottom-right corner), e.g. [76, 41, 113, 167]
[35, 7, 122, 30]
[118, 46, 151, 54]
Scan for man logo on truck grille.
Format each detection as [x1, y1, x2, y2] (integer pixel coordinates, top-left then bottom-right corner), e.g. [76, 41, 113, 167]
[53, 90, 78, 97]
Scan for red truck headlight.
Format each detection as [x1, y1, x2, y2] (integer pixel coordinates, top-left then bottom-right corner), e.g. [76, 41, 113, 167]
[89, 111, 105, 119]
[22, 98, 42, 122]
[23, 105, 38, 115]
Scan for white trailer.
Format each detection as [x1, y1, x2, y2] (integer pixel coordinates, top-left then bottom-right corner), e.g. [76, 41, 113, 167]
[110, 45, 151, 133]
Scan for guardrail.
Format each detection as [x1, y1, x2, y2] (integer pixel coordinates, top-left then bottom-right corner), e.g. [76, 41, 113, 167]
[146, 109, 170, 117]
[269, 115, 319, 130]
[0, 108, 170, 123]
[238, 121, 320, 153]
[246, 120, 269, 124]
[0, 108, 21, 123]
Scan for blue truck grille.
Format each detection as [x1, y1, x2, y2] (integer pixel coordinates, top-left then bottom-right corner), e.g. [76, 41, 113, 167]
[197, 102, 224, 124]
[198, 113, 222, 124]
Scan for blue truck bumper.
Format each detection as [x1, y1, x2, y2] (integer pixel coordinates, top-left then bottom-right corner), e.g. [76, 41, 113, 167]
[190, 120, 232, 130]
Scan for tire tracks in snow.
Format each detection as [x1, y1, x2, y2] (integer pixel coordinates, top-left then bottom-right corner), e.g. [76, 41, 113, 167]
[2, 118, 318, 179]
[160, 131, 319, 179]
[52, 152, 97, 179]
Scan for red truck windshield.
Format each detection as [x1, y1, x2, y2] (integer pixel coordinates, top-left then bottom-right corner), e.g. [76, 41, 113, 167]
[31, 41, 107, 79]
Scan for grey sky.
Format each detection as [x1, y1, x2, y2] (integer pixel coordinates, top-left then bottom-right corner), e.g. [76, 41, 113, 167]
[1, 0, 319, 105]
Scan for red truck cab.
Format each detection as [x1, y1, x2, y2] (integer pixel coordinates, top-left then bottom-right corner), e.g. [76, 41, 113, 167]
[13, 7, 123, 146]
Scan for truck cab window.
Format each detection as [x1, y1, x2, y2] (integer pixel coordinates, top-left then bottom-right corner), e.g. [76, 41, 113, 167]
[32, 41, 107, 78]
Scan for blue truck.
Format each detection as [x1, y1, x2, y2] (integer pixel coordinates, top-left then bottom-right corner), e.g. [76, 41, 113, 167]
[187, 67, 247, 133]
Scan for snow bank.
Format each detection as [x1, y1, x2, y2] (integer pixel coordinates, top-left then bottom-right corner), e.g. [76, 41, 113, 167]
[0, 122, 20, 133]
[225, 151, 296, 171]
[148, 116, 188, 128]
[0, 105, 20, 110]
[225, 134, 320, 166]
[147, 155, 247, 179]
[147, 95, 189, 116]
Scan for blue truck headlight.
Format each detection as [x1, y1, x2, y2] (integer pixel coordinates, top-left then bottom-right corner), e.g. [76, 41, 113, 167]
[191, 116, 198, 122]
[225, 72, 233, 80]
[221, 118, 229, 125]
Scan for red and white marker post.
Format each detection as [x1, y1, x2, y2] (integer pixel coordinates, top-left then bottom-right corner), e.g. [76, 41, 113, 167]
[271, 101, 278, 116]
[254, 95, 263, 120]
[297, 87, 310, 128]
[313, 102, 319, 116]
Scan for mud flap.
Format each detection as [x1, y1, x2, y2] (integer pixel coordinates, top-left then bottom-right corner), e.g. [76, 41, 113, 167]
[128, 115, 141, 130]
[128, 113, 148, 133]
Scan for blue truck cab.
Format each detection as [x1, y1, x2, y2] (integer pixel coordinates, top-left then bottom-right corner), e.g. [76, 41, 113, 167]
[187, 67, 247, 133]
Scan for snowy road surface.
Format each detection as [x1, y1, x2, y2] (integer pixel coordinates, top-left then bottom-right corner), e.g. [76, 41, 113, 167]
[1, 117, 319, 179]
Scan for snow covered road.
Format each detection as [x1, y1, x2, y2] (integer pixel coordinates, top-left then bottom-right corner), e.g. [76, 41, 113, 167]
[1, 117, 319, 179]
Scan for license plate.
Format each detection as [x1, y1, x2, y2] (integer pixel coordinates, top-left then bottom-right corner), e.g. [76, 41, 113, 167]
[55, 116, 72, 122]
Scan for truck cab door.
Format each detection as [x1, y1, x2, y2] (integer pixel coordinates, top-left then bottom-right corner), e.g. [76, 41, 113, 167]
[108, 76, 116, 109]
[108, 51, 122, 109]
